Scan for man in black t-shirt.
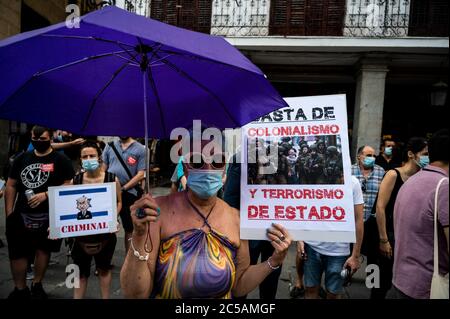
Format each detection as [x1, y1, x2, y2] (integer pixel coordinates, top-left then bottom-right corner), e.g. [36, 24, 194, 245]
[4, 126, 74, 299]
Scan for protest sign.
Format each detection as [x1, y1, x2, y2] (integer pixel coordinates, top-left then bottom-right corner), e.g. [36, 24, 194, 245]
[48, 182, 117, 239]
[240, 94, 355, 242]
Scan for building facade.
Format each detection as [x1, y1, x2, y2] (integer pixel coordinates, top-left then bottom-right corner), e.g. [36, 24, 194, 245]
[0, 0, 108, 175]
[0, 0, 448, 173]
[141, 0, 449, 157]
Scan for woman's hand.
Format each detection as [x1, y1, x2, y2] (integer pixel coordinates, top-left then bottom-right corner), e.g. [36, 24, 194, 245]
[296, 241, 307, 260]
[379, 241, 393, 258]
[344, 255, 361, 274]
[28, 192, 47, 209]
[130, 194, 160, 237]
[266, 223, 292, 266]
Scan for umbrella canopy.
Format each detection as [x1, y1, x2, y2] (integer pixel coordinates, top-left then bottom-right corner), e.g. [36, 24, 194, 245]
[0, 6, 287, 138]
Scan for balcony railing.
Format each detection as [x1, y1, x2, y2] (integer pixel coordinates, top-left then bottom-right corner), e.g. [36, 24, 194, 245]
[122, 0, 151, 17]
[107, 0, 448, 37]
[209, 0, 448, 37]
[344, 0, 410, 37]
[211, 0, 270, 36]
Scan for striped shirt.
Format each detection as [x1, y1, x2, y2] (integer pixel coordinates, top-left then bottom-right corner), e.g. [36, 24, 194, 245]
[351, 163, 385, 221]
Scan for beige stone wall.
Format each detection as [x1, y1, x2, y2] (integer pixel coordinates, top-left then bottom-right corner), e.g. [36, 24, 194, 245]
[0, 0, 21, 176]
[23, 0, 68, 25]
[0, 0, 21, 40]
[0, 0, 75, 175]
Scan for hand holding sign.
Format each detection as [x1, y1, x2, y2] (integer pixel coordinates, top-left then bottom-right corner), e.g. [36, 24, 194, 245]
[266, 223, 292, 266]
[130, 194, 161, 236]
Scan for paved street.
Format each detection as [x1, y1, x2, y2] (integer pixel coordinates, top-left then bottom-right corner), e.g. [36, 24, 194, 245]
[0, 186, 390, 299]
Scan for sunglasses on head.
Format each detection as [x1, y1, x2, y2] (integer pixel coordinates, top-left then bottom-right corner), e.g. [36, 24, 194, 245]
[361, 179, 367, 192]
[185, 152, 226, 170]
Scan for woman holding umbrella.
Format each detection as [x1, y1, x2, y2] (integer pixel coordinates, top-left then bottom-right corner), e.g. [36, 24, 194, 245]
[121, 138, 292, 299]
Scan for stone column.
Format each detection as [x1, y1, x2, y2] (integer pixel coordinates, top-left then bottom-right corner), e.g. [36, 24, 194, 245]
[351, 60, 389, 160]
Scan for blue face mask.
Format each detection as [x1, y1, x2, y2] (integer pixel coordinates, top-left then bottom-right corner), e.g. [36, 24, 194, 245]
[384, 147, 393, 156]
[187, 170, 223, 199]
[56, 135, 63, 142]
[82, 159, 100, 172]
[415, 155, 429, 169]
[363, 156, 375, 168]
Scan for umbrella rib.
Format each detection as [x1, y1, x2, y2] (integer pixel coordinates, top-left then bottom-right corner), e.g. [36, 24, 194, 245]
[146, 66, 167, 137]
[149, 54, 173, 66]
[0, 50, 133, 112]
[114, 53, 140, 66]
[43, 34, 142, 66]
[81, 60, 132, 132]
[41, 34, 135, 48]
[158, 48, 261, 78]
[153, 52, 239, 127]
[33, 50, 132, 77]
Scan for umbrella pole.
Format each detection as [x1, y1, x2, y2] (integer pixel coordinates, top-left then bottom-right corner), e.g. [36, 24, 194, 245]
[142, 69, 150, 195]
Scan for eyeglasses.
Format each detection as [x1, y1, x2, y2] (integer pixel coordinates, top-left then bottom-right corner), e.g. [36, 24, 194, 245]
[185, 152, 226, 170]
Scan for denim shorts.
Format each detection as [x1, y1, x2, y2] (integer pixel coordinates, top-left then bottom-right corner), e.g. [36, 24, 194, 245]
[303, 244, 347, 295]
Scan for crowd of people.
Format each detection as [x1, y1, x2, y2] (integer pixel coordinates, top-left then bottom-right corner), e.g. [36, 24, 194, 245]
[248, 136, 344, 185]
[0, 125, 448, 300]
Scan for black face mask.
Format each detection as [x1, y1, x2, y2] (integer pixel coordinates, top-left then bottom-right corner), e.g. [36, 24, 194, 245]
[32, 140, 51, 153]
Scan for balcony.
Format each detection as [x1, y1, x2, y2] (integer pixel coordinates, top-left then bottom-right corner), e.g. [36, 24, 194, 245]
[344, 0, 411, 37]
[115, 0, 448, 37]
[211, 0, 448, 37]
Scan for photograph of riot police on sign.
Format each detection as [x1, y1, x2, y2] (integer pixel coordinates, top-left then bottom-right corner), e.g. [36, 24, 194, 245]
[247, 134, 343, 185]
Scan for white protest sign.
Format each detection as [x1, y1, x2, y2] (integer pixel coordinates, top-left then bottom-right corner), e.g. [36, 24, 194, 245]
[48, 182, 117, 239]
[240, 94, 355, 242]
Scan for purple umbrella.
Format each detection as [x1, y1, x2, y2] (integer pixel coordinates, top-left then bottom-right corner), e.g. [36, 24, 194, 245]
[0, 6, 287, 189]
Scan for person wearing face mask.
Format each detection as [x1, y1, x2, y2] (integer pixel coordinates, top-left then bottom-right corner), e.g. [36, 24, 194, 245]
[392, 129, 449, 299]
[370, 137, 428, 299]
[375, 138, 401, 171]
[102, 136, 146, 252]
[5, 126, 74, 299]
[351, 145, 385, 263]
[120, 138, 293, 299]
[27, 130, 85, 157]
[70, 141, 122, 299]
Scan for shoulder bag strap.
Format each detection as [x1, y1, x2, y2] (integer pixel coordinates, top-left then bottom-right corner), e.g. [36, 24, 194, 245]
[433, 177, 448, 276]
[108, 142, 133, 181]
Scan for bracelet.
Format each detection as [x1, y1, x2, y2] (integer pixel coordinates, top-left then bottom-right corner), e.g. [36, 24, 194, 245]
[379, 238, 389, 244]
[129, 238, 149, 261]
[266, 257, 280, 271]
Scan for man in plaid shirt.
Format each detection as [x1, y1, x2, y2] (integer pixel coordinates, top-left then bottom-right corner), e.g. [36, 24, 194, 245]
[352, 145, 385, 221]
[352, 145, 385, 264]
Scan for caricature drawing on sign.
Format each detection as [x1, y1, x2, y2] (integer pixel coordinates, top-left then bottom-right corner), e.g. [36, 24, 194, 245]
[76, 195, 93, 220]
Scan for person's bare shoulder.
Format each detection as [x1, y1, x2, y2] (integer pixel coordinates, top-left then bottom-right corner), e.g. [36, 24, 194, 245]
[217, 198, 240, 228]
[155, 191, 184, 211]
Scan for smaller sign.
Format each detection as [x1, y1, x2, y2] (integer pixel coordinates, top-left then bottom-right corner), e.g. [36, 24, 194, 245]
[48, 182, 118, 239]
